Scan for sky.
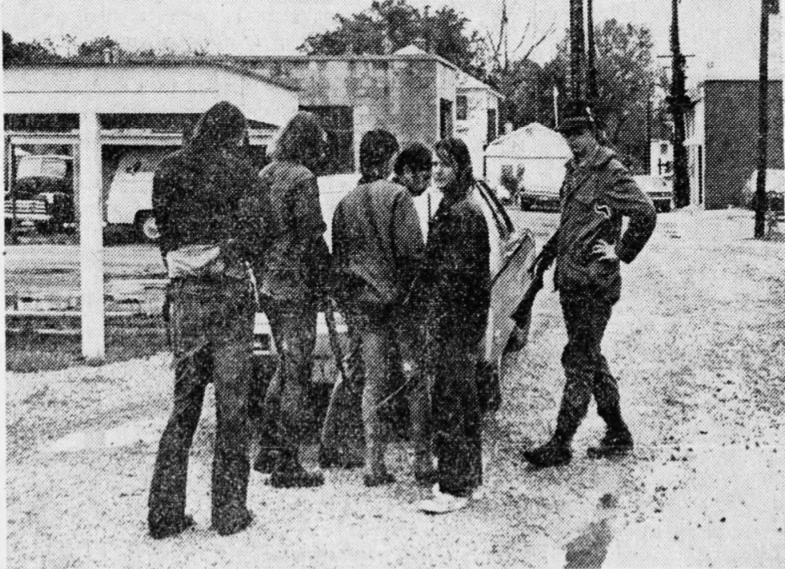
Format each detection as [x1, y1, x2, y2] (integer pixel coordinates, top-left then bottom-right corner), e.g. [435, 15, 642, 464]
[3, 0, 783, 86]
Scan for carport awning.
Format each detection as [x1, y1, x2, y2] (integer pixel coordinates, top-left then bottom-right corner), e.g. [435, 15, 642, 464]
[3, 61, 299, 126]
[3, 61, 300, 363]
[7, 128, 277, 147]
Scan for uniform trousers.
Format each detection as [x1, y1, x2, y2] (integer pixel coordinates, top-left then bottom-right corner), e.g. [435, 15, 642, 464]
[557, 293, 622, 438]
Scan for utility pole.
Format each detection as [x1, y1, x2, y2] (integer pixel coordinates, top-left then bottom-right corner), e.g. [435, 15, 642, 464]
[586, 0, 599, 107]
[646, 99, 653, 174]
[668, 0, 691, 208]
[569, 0, 585, 102]
[754, 0, 779, 239]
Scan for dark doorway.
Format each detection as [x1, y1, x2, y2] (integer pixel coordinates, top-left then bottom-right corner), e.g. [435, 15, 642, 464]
[440, 99, 453, 139]
[698, 146, 704, 205]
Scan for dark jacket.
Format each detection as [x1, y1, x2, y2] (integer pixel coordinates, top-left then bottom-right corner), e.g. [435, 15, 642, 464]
[420, 188, 490, 342]
[541, 146, 656, 302]
[152, 144, 274, 276]
[331, 179, 424, 309]
[256, 160, 330, 303]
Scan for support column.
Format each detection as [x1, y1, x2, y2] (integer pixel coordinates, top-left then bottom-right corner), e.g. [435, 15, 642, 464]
[79, 111, 105, 363]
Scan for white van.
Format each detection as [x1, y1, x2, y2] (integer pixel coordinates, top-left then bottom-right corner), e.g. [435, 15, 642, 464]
[105, 149, 172, 241]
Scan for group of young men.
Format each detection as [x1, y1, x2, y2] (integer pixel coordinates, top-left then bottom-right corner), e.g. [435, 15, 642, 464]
[145, 100, 657, 538]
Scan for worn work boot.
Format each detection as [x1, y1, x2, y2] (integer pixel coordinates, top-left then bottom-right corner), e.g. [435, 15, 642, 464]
[269, 451, 324, 488]
[522, 438, 573, 468]
[587, 427, 634, 459]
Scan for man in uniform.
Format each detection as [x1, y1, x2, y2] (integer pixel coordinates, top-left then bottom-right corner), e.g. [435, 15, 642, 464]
[523, 103, 657, 468]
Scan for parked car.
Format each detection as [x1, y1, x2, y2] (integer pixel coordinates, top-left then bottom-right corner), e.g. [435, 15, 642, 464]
[252, 174, 538, 411]
[4, 154, 75, 233]
[105, 148, 173, 242]
[634, 174, 674, 212]
[518, 178, 561, 211]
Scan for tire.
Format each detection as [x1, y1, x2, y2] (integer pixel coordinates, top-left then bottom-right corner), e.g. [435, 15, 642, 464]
[135, 212, 160, 243]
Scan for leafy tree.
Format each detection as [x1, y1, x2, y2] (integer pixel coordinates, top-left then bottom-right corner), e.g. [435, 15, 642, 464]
[542, 19, 657, 170]
[3, 31, 62, 66]
[76, 36, 123, 59]
[298, 0, 487, 77]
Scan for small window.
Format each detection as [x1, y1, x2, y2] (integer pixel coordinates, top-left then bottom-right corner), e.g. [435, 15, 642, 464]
[456, 95, 468, 120]
[660, 143, 669, 155]
[487, 109, 498, 142]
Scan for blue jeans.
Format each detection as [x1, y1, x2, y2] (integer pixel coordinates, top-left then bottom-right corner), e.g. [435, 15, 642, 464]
[320, 305, 431, 467]
[259, 299, 318, 457]
[148, 278, 255, 534]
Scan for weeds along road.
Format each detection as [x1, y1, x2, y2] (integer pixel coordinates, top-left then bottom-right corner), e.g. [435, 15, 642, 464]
[5, 209, 785, 568]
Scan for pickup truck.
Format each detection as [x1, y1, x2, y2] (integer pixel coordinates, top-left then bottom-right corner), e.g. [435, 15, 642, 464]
[4, 154, 75, 234]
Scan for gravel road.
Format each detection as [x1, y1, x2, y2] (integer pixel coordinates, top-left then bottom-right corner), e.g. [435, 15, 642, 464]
[5, 209, 785, 568]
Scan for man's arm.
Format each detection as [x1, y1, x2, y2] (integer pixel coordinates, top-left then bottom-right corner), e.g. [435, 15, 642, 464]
[151, 166, 176, 267]
[605, 165, 657, 263]
[293, 175, 331, 297]
[235, 173, 279, 266]
[391, 191, 425, 291]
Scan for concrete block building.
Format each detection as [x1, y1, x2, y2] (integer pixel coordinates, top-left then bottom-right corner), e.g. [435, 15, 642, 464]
[685, 79, 784, 209]
[236, 46, 501, 174]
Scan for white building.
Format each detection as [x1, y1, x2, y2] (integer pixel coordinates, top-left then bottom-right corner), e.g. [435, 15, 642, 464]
[484, 122, 571, 207]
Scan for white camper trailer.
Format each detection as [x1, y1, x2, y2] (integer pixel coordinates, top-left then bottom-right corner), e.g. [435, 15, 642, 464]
[484, 122, 571, 211]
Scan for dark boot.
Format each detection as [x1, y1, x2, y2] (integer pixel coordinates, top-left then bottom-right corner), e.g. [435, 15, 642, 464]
[149, 515, 196, 540]
[523, 393, 587, 468]
[522, 438, 573, 468]
[269, 450, 324, 488]
[591, 382, 633, 458]
[215, 510, 255, 537]
[587, 425, 633, 459]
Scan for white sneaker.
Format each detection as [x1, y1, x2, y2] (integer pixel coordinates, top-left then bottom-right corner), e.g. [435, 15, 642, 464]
[416, 491, 469, 514]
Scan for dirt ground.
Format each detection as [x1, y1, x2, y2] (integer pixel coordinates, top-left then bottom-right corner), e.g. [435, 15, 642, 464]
[5, 208, 785, 568]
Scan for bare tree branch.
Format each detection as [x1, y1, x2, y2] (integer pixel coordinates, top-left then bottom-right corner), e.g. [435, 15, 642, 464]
[519, 23, 556, 61]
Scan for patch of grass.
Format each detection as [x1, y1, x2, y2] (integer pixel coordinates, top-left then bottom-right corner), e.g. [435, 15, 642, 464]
[5, 327, 169, 373]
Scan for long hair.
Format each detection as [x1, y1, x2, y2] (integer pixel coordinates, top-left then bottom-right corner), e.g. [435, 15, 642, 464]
[359, 129, 399, 183]
[271, 111, 325, 171]
[434, 137, 474, 192]
[189, 101, 247, 149]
